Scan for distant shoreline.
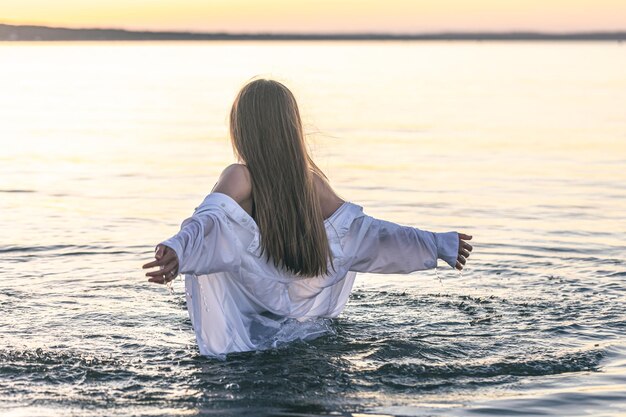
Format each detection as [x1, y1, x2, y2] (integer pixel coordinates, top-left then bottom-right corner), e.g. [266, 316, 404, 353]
[1, 24, 625, 42]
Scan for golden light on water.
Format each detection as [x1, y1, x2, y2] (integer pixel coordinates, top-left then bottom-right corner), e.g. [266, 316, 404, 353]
[1, 41, 624, 249]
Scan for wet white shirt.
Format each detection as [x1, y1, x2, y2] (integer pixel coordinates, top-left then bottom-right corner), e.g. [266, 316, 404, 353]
[161, 192, 459, 358]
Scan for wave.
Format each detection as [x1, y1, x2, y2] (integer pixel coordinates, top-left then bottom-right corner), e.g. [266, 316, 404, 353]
[0, 244, 142, 257]
[0, 348, 135, 384]
[370, 348, 604, 383]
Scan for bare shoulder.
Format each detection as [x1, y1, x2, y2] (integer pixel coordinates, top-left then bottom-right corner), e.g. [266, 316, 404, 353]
[211, 163, 252, 205]
[211, 164, 343, 218]
[311, 171, 345, 219]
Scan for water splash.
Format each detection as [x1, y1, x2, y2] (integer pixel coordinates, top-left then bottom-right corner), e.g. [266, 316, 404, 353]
[435, 266, 443, 285]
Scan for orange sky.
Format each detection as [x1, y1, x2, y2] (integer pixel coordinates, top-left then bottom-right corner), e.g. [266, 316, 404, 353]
[2, 0, 625, 33]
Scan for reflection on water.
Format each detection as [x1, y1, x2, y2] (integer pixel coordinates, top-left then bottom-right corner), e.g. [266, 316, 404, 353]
[0, 41, 625, 416]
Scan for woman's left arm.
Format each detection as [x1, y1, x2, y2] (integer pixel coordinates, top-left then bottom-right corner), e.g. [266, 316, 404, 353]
[344, 214, 473, 273]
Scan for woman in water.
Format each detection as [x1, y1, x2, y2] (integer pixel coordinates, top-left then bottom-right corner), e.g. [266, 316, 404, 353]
[143, 79, 473, 357]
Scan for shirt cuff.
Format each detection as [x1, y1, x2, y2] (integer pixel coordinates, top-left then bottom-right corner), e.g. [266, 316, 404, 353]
[435, 231, 459, 269]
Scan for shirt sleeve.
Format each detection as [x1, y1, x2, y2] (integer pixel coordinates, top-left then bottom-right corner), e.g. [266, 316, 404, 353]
[159, 210, 241, 276]
[342, 214, 459, 273]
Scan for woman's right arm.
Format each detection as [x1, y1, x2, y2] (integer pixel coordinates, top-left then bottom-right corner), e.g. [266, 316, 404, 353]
[143, 210, 241, 283]
[143, 164, 251, 284]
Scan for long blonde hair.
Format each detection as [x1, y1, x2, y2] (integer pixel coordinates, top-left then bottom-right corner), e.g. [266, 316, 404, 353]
[229, 79, 331, 277]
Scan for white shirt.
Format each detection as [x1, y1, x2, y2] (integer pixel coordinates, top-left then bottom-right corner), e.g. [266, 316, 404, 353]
[162, 192, 459, 358]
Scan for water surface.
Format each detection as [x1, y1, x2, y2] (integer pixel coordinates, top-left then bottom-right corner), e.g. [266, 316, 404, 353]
[0, 41, 625, 416]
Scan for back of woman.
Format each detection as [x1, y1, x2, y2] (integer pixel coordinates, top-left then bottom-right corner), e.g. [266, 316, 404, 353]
[143, 79, 473, 357]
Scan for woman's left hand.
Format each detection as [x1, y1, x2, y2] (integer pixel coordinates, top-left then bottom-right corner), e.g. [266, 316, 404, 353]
[143, 244, 179, 284]
[456, 233, 473, 271]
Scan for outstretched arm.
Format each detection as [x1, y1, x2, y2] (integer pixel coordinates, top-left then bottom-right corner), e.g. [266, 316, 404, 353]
[143, 208, 241, 283]
[143, 164, 252, 284]
[344, 214, 472, 274]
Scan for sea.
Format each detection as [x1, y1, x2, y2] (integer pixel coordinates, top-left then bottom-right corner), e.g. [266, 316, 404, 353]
[0, 41, 625, 416]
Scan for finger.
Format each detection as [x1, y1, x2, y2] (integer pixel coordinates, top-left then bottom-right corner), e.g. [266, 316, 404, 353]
[145, 268, 172, 278]
[461, 242, 473, 252]
[148, 276, 166, 284]
[155, 245, 165, 260]
[143, 259, 166, 269]
[457, 255, 466, 265]
[458, 233, 473, 241]
[455, 261, 463, 270]
[145, 260, 178, 277]
[143, 251, 176, 269]
[459, 248, 470, 257]
[149, 266, 178, 284]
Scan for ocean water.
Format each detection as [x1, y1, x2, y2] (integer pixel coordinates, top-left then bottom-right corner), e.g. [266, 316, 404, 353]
[0, 41, 625, 416]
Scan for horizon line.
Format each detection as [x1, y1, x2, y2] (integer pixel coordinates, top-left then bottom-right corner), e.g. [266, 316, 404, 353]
[1, 23, 626, 41]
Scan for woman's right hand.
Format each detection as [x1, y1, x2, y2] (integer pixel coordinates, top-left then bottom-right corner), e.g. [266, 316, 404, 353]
[142, 244, 179, 284]
[456, 233, 473, 270]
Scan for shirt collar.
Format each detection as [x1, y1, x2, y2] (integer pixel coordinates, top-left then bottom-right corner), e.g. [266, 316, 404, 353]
[195, 192, 258, 233]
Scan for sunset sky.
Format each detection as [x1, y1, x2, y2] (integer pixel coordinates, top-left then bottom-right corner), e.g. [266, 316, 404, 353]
[2, 0, 625, 33]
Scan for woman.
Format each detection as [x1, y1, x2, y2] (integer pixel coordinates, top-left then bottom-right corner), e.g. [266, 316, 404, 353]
[143, 78, 473, 357]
